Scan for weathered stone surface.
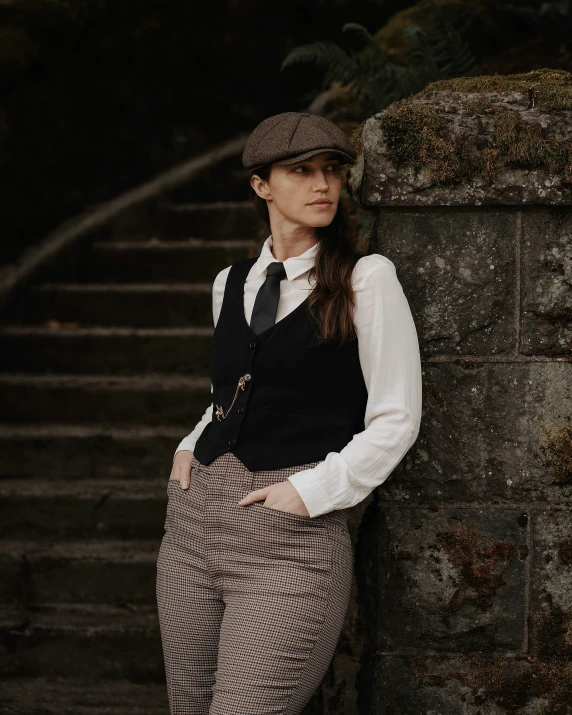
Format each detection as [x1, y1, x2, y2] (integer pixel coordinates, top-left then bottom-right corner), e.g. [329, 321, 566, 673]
[349, 70, 572, 207]
[0, 541, 159, 604]
[522, 208, 572, 356]
[0, 604, 163, 681]
[0, 326, 213, 375]
[374, 506, 526, 653]
[383, 362, 572, 505]
[529, 507, 572, 659]
[0, 424, 182, 480]
[0, 677, 169, 715]
[350, 69, 572, 714]
[363, 652, 569, 714]
[0, 480, 167, 540]
[370, 210, 517, 356]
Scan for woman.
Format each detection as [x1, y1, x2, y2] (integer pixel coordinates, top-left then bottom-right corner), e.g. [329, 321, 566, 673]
[156, 111, 422, 714]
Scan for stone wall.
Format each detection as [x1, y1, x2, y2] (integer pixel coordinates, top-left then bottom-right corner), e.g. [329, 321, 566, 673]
[349, 69, 572, 713]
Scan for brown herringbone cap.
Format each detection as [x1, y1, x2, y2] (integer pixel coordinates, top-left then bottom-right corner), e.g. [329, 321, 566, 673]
[242, 111, 357, 172]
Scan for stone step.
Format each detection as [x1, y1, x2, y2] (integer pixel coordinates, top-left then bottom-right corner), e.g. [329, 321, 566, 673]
[155, 200, 258, 239]
[0, 326, 213, 374]
[0, 540, 160, 604]
[0, 603, 163, 681]
[0, 677, 168, 714]
[13, 282, 213, 327]
[0, 373, 211, 425]
[0, 479, 169, 540]
[0, 424, 186, 479]
[86, 238, 255, 282]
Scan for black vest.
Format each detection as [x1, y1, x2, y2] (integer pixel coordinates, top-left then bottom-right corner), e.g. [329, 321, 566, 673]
[193, 255, 369, 470]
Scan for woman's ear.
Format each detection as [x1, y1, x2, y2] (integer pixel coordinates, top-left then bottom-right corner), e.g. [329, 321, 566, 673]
[250, 174, 271, 201]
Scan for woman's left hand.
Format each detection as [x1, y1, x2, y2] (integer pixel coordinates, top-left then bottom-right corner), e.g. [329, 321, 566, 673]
[238, 480, 310, 517]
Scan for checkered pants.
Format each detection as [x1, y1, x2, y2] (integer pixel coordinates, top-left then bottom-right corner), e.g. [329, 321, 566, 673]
[155, 451, 353, 715]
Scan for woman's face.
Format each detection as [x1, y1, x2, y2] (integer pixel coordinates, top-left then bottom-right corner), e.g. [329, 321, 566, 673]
[251, 152, 342, 230]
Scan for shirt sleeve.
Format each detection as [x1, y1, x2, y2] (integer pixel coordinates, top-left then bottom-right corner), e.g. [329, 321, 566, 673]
[287, 254, 423, 518]
[173, 384, 214, 459]
[173, 266, 230, 461]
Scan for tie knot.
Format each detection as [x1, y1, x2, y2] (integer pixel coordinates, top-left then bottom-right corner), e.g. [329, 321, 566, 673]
[266, 261, 286, 280]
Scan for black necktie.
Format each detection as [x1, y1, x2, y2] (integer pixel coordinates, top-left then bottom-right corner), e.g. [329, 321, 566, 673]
[249, 261, 287, 335]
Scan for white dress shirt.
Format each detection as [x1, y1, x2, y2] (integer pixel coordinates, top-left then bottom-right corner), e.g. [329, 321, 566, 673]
[174, 235, 422, 518]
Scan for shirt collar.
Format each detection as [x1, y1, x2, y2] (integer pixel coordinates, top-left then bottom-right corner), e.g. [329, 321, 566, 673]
[254, 235, 319, 281]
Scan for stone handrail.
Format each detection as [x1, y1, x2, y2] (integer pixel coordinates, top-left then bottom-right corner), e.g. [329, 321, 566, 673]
[0, 133, 248, 313]
[0, 89, 333, 313]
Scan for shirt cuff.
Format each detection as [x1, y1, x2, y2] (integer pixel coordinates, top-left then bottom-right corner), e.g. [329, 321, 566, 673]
[287, 468, 336, 518]
[173, 435, 196, 461]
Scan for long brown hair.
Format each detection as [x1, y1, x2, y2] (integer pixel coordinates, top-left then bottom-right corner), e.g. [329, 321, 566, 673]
[248, 163, 363, 347]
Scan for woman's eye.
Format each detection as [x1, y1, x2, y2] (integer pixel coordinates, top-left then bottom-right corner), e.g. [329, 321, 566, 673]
[294, 165, 339, 173]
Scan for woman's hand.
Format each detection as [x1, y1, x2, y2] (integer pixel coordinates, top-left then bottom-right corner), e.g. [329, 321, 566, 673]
[238, 480, 310, 517]
[170, 449, 193, 489]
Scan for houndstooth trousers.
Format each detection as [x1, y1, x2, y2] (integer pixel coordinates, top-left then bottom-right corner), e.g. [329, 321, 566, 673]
[155, 450, 354, 715]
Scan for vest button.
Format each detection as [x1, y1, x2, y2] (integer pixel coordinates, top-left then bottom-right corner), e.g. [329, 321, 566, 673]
[237, 407, 244, 414]
[228, 438, 235, 446]
[249, 342, 256, 350]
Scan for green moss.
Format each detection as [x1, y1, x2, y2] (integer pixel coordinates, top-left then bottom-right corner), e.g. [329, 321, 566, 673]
[417, 67, 572, 112]
[378, 104, 483, 185]
[490, 107, 569, 171]
[377, 69, 572, 185]
[378, 105, 440, 168]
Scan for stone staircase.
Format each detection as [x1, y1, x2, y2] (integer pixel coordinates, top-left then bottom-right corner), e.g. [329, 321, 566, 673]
[0, 199, 259, 712]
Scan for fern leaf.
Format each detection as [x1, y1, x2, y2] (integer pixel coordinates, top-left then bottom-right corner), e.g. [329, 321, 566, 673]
[416, 0, 480, 79]
[280, 42, 349, 73]
[341, 22, 379, 48]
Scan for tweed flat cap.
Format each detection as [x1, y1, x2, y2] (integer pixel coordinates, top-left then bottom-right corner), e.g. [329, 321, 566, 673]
[242, 111, 357, 172]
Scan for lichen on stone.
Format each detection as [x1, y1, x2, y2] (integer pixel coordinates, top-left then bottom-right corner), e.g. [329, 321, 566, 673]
[437, 522, 513, 613]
